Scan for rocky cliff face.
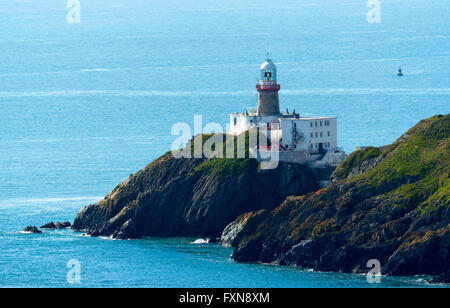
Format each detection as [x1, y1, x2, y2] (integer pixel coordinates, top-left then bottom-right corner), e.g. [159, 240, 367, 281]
[73, 153, 319, 239]
[226, 115, 449, 278]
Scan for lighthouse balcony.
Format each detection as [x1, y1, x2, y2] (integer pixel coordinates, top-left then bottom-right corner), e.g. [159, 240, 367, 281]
[256, 84, 280, 91]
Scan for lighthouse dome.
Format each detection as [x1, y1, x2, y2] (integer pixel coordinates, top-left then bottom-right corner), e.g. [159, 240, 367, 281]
[259, 58, 277, 82]
[260, 59, 276, 70]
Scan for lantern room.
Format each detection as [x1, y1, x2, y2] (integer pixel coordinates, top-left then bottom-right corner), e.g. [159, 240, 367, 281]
[260, 58, 277, 82]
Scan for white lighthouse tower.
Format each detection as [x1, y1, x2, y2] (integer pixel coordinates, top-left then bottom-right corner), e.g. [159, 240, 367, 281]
[257, 58, 280, 116]
[229, 57, 347, 181]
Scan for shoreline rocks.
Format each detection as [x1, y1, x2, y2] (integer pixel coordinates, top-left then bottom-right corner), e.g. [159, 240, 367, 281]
[40, 222, 56, 229]
[229, 115, 450, 280]
[73, 154, 319, 239]
[428, 271, 450, 284]
[40, 221, 71, 229]
[70, 114, 449, 282]
[22, 226, 42, 234]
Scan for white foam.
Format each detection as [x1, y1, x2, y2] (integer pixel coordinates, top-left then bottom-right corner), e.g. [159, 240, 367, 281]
[190, 238, 210, 244]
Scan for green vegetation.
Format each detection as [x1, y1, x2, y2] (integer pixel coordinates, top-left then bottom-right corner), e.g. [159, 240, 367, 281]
[194, 158, 256, 178]
[351, 114, 449, 208]
[188, 130, 260, 178]
[333, 146, 382, 180]
[188, 130, 258, 159]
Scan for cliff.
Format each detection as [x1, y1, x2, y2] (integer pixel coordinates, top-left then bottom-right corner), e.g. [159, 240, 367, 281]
[226, 114, 449, 278]
[73, 134, 319, 239]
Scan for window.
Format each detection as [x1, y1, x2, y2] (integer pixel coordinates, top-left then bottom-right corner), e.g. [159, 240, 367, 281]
[294, 123, 297, 128]
[250, 120, 253, 124]
[310, 122, 313, 127]
[327, 131, 330, 137]
[315, 132, 318, 138]
[233, 118, 237, 126]
[320, 132, 323, 137]
[315, 121, 318, 127]
[320, 121, 322, 126]
[311, 133, 313, 138]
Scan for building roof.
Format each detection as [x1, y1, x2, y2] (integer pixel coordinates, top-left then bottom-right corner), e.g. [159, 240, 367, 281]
[260, 59, 276, 70]
[231, 112, 336, 120]
[295, 116, 336, 120]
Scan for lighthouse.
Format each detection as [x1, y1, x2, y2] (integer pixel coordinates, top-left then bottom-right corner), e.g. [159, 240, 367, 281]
[256, 58, 280, 116]
[229, 57, 346, 180]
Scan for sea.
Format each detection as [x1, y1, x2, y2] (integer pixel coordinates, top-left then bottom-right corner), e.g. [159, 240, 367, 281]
[0, 0, 449, 287]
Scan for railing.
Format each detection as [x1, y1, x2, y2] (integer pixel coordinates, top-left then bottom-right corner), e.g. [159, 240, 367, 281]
[258, 145, 291, 152]
[256, 84, 280, 91]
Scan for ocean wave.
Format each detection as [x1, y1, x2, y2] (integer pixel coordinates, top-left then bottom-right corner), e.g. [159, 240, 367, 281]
[0, 196, 102, 208]
[0, 88, 449, 99]
[190, 238, 210, 244]
[22, 197, 102, 203]
[81, 68, 130, 72]
[282, 88, 450, 96]
[0, 90, 251, 98]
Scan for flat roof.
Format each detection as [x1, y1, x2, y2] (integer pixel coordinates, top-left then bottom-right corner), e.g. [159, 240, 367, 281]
[231, 113, 336, 120]
[296, 116, 336, 120]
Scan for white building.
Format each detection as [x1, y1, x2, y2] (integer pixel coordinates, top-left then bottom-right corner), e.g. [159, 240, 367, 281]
[229, 58, 346, 170]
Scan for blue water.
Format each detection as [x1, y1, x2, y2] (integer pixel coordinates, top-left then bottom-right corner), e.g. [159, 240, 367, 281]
[0, 0, 449, 287]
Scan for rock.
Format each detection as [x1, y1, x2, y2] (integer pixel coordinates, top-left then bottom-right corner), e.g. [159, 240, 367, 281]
[72, 115, 449, 279]
[73, 143, 319, 239]
[40, 222, 56, 229]
[55, 222, 71, 229]
[331, 147, 384, 182]
[221, 210, 268, 247]
[428, 271, 450, 284]
[231, 115, 450, 278]
[41, 221, 71, 229]
[22, 226, 42, 234]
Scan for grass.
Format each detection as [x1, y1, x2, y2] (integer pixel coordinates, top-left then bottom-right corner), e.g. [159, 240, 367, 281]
[193, 158, 257, 178]
[187, 130, 261, 178]
[350, 114, 449, 209]
[333, 147, 382, 180]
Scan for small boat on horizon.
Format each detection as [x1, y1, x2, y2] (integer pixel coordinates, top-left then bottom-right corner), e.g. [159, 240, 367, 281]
[397, 66, 403, 76]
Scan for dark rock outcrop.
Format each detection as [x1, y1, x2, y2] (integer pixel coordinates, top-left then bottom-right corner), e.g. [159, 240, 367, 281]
[73, 154, 319, 239]
[72, 114, 449, 280]
[56, 222, 71, 229]
[331, 147, 384, 182]
[22, 226, 42, 234]
[40, 222, 56, 229]
[41, 221, 71, 229]
[429, 271, 450, 284]
[220, 210, 269, 247]
[229, 115, 450, 279]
